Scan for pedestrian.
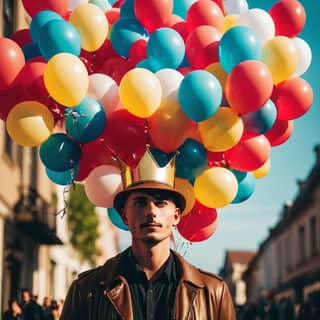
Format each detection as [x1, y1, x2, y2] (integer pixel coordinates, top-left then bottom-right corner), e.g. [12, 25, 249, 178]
[3, 298, 23, 320]
[42, 296, 52, 320]
[20, 288, 44, 320]
[60, 150, 236, 319]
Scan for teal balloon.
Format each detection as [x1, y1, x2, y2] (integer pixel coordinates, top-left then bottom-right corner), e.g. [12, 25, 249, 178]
[178, 70, 222, 121]
[30, 10, 62, 43]
[65, 97, 106, 143]
[219, 26, 261, 73]
[39, 19, 81, 61]
[231, 170, 256, 204]
[120, 0, 135, 18]
[107, 208, 129, 231]
[110, 18, 148, 57]
[89, 0, 112, 11]
[22, 42, 42, 61]
[150, 148, 176, 167]
[136, 58, 161, 72]
[173, 0, 197, 19]
[147, 27, 185, 69]
[40, 133, 82, 172]
[46, 164, 80, 186]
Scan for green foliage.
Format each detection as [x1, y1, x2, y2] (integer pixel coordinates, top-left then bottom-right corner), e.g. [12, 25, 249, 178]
[67, 184, 99, 266]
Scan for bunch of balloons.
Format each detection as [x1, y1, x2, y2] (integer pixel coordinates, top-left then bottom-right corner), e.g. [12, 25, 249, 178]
[0, 0, 313, 242]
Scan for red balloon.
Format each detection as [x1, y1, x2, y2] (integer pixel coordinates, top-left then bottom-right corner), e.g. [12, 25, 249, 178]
[177, 200, 218, 242]
[272, 77, 313, 120]
[186, 26, 221, 69]
[269, 0, 306, 38]
[264, 119, 293, 147]
[207, 151, 227, 167]
[186, 0, 224, 32]
[225, 133, 271, 171]
[101, 109, 148, 168]
[106, 8, 120, 26]
[10, 29, 32, 47]
[0, 37, 25, 90]
[22, 0, 68, 17]
[93, 39, 119, 70]
[128, 39, 147, 65]
[225, 60, 274, 115]
[134, 0, 173, 33]
[170, 20, 189, 41]
[76, 157, 93, 181]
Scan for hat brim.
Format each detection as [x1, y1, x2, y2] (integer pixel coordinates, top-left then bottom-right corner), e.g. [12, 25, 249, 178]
[113, 181, 186, 213]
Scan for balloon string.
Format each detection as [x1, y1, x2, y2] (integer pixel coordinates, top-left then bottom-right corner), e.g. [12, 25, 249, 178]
[55, 185, 72, 219]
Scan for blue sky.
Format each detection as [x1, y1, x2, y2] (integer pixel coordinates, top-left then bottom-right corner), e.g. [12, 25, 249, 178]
[181, 0, 320, 273]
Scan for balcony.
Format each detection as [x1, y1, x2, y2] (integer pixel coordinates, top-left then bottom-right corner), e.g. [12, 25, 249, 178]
[14, 187, 63, 245]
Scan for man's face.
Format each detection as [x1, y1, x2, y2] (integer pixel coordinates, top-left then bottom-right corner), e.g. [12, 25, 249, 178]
[21, 291, 31, 303]
[121, 190, 181, 245]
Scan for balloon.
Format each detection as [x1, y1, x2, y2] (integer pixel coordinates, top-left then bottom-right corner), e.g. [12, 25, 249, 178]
[173, 0, 197, 20]
[264, 119, 293, 147]
[65, 97, 106, 143]
[225, 60, 273, 114]
[207, 151, 227, 167]
[120, 0, 135, 18]
[21, 42, 42, 62]
[6, 101, 54, 147]
[102, 109, 148, 168]
[134, 0, 173, 33]
[10, 29, 32, 47]
[87, 73, 120, 114]
[70, 3, 109, 51]
[40, 133, 82, 171]
[269, 0, 306, 38]
[205, 63, 228, 91]
[46, 164, 80, 185]
[178, 70, 222, 122]
[291, 37, 312, 77]
[147, 28, 185, 69]
[128, 39, 147, 65]
[199, 107, 244, 152]
[219, 26, 261, 73]
[176, 139, 208, 182]
[0, 37, 25, 90]
[44, 53, 89, 107]
[223, 14, 239, 33]
[90, 0, 112, 11]
[252, 158, 270, 179]
[107, 208, 129, 230]
[174, 177, 195, 216]
[241, 99, 277, 134]
[261, 36, 299, 85]
[69, 0, 89, 11]
[84, 165, 123, 208]
[186, 0, 224, 32]
[194, 167, 238, 208]
[119, 68, 162, 118]
[110, 18, 148, 58]
[225, 133, 271, 171]
[22, 0, 68, 17]
[238, 9, 275, 44]
[272, 77, 313, 121]
[224, 0, 248, 15]
[148, 100, 192, 153]
[177, 200, 218, 242]
[231, 170, 256, 203]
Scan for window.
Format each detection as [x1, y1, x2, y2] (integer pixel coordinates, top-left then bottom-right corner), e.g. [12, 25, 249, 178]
[310, 216, 317, 256]
[298, 225, 306, 263]
[285, 234, 292, 272]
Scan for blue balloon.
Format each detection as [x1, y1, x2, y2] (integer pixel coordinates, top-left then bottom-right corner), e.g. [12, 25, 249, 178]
[120, 0, 135, 18]
[89, 0, 112, 11]
[136, 58, 161, 72]
[46, 164, 80, 186]
[242, 99, 277, 134]
[22, 42, 42, 61]
[178, 70, 222, 121]
[176, 138, 208, 182]
[231, 170, 256, 204]
[173, 0, 197, 19]
[65, 97, 106, 143]
[30, 10, 62, 43]
[147, 27, 185, 69]
[39, 19, 81, 61]
[219, 26, 261, 73]
[40, 133, 82, 172]
[110, 18, 149, 57]
[107, 208, 129, 231]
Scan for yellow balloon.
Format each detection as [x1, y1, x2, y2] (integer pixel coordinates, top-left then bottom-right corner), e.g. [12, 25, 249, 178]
[252, 158, 271, 179]
[70, 3, 109, 52]
[205, 63, 228, 91]
[6, 101, 54, 147]
[199, 107, 244, 152]
[223, 14, 239, 33]
[194, 167, 238, 208]
[262, 36, 299, 85]
[44, 53, 89, 107]
[119, 68, 162, 118]
[174, 178, 196, 216]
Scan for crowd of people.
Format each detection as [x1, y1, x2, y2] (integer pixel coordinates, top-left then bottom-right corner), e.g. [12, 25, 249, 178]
[2, 288, 64, 320]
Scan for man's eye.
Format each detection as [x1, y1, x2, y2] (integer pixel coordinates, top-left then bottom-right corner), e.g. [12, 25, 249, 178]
[155, 199, 168, 207]
[134, 200, 147, 207]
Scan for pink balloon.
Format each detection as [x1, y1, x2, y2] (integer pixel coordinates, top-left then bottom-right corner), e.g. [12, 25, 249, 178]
[22, 0, 68, 17]
[265, 119, 293, 147]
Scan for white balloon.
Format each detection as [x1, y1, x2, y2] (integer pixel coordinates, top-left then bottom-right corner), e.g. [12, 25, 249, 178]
[69, 0, 89, 11]
[87, 73, 120, 114]
[155, 68, 184, 105]
[238, 9, 275, 44]
[292, 37, 312, 77]
[224, 0, 249, 15]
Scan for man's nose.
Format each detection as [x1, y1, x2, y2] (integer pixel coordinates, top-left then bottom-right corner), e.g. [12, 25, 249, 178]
[146, 200, 158, 216]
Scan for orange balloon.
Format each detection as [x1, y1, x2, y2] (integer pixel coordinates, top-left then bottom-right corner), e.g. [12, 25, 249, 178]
[175, 178, 196, 216]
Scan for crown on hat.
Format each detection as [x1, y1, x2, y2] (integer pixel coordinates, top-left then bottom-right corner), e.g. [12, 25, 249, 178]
[118, 148, 177, 188]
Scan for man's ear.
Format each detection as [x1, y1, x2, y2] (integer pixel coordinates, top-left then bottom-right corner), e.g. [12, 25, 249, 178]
[172, 208, 181, 226]
[120, 208, 129, 225]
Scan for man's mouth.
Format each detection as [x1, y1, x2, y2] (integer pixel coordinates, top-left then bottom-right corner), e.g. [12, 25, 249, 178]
[140, 222, 162, 228]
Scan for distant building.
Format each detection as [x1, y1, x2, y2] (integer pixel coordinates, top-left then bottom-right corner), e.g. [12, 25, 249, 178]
[220, 250, 256, 305]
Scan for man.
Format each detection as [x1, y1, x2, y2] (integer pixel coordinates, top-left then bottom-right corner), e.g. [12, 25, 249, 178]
[3, 298, 23, 320]
[20, 288, 44, 320]
[60, 150, 236, 319]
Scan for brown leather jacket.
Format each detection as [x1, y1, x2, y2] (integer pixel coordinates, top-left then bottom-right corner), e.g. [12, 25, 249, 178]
[60, 249, 236, 320]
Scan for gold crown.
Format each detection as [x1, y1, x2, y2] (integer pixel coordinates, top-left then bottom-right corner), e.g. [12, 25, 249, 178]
[119, 148, 177, 188]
